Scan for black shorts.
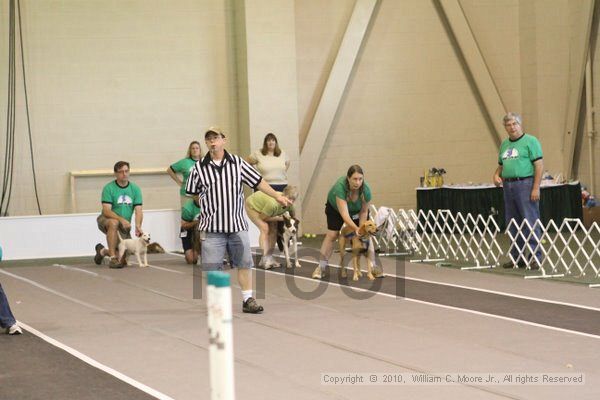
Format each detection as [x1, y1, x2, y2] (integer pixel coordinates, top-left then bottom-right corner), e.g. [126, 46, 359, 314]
[181, 229, 195, 251]
[325, 202, 360, 231]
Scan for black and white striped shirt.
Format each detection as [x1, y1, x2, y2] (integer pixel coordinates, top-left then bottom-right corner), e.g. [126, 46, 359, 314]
[185, 150, 262, 233]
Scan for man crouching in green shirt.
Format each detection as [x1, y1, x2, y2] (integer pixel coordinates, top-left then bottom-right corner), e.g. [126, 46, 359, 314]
[93, 161, 144, 268]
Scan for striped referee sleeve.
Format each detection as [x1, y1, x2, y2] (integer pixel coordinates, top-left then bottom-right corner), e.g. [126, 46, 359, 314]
[239, 158, 262, 188]
[185, 162, 201, 195]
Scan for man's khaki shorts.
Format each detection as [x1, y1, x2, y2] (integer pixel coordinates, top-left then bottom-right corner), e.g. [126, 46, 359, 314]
[96, 214, 131, 238]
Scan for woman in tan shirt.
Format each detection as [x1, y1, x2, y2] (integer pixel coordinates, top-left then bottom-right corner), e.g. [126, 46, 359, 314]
[247, 133, 290, 192]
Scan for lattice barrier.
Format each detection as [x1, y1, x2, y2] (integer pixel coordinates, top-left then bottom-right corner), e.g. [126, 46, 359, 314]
[369, 206, 502, 268]
[370, 205, 600, 287]
[410, 209, 502, 269]
[369, 205, 419, 256]
[506, 218, 600, 287]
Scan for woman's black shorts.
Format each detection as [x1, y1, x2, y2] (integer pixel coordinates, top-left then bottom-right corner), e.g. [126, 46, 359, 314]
[325, 202, 360, 231]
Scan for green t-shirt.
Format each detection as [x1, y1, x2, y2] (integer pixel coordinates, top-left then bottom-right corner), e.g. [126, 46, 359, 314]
[246, 191, 293, 217]
[181, 199, 201, 222]
[498, 134, 543, 178]
[101, 180, 143, 222]
[327, 176, 372, 215]
[170, 157, 198, 196]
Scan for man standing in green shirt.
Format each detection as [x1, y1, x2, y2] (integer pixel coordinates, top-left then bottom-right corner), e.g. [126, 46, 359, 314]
[493, 112, 543, 270]
[93, 161, 144, 268]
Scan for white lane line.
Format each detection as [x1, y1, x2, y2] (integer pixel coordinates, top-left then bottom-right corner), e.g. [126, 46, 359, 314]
[265, 253, 600, 313]
[257, 265, 600, 340]
[147, 264, 186, 274]
[51, 264, 189, 302]
[64, 250, 598, 339]
[17, 322, 176, 400]
[1, 268, 105, 312]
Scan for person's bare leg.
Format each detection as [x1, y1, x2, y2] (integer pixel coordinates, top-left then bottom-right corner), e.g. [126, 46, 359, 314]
[246, 207, 271, 266]
[184, 249, 196, 264]
[319, 230, 339, 262]
[104, 219, 120, 258]
[237, 268, 251, 291]
[313, 230, 339, 278]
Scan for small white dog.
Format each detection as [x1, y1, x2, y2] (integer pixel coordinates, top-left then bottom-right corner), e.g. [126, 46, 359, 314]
[117, 232, 151, 267]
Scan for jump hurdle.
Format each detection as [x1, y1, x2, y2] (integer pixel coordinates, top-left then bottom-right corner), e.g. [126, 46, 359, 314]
[409, 209, 502, 268]
[369, 205, 415, 256]
[366, 205, 600, 287]
[506, 217, 600, 286]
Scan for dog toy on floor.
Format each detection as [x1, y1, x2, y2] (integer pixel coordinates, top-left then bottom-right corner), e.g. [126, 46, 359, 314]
[147, 242, 165, 254]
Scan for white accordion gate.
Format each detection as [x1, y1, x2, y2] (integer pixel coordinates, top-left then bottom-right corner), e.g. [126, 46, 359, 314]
[506, 217, 600, 287]
[369, 205, 600, 287]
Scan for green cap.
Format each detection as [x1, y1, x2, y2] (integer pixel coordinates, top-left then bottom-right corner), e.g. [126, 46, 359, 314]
[207, 271, 230, 288]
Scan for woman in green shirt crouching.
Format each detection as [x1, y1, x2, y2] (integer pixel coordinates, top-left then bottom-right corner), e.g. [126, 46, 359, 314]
[312, 165, 372, 279]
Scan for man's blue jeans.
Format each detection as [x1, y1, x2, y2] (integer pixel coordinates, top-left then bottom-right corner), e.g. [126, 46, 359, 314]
[201, 231, 253, 271]
[503, 178, 543, 263]
[0, 282, 17, 329]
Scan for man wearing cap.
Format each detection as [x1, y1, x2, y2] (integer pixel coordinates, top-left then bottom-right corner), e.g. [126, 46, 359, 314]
[493, 112, 543, 270]
[186, 128, 292, 313]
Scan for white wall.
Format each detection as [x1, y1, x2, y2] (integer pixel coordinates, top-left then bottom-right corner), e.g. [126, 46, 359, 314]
[1, 0, 598, 235]
[0, 0, 239, 216]
[0, 209, 259, 261]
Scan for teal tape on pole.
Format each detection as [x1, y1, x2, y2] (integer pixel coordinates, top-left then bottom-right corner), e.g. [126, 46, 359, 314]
[207, 271, 230, 288]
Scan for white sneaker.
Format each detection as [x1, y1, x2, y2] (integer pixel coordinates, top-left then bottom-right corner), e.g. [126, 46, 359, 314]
[312, 266, 323, 279]
[8, 323, 22, 335]
[259, 257, 273, 270]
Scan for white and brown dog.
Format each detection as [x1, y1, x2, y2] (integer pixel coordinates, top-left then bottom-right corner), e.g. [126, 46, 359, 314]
[117, 232, 151, 267]
[338, 220, 379, 281]
[276, 211, 301, 268]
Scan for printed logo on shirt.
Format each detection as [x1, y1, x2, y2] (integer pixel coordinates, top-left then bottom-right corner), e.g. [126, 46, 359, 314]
[502, 148, 519, 160]
[117, 195, 133, 205]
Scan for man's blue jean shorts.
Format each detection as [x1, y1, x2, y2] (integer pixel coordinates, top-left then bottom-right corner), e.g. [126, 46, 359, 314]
[201, 231, 254, 271]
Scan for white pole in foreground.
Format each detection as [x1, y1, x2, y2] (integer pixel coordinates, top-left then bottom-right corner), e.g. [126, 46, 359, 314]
[207, 271, 235, 400]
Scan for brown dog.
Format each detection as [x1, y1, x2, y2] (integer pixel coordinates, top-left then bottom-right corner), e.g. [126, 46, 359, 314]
[338, 220, 378, 281]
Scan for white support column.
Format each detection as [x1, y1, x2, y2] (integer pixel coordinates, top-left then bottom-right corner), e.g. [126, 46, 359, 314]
[437, 0, 506, 146]
[562, 0, 595, 180]
[299, 0, 378, 205]
[236, 0, 300, 201]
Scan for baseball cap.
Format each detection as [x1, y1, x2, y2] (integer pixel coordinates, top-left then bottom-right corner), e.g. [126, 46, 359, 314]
[205, 127, 225, 139]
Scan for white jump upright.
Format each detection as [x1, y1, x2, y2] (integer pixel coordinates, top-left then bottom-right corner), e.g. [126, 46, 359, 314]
[506, 217, 600, 286]
[369, 205, 415, 256]
[410, 209, 447, 263]
[408, 209, 502, 268]
[456, 212, 502, 270]
[207, 271, 235, 400]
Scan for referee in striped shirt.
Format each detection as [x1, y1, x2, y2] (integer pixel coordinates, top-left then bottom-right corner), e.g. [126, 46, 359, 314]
[186, 127, 292, 314]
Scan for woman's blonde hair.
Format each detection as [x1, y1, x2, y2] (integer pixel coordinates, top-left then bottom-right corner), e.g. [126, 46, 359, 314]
[283, 185, 298, 201]
[186, 141, 201, 158]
